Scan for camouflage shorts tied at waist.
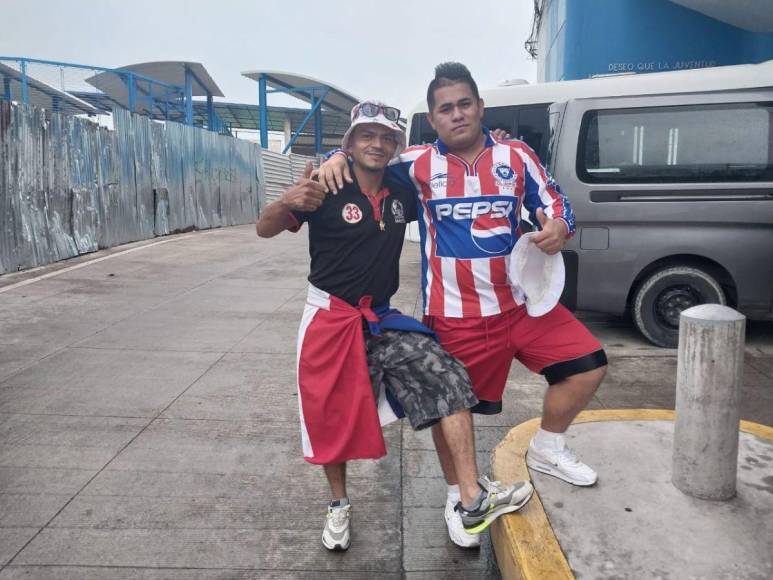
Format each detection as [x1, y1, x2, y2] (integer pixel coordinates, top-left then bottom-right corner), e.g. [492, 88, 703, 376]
[364, 330, 478, 430]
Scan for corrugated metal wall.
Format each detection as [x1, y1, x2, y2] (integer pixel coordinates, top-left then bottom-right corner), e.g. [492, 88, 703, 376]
[0, 101, 315, 275]
[261, 149, 319, 204]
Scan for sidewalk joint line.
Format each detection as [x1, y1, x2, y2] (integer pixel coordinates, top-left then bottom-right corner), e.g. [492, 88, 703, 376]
[1, 350, 228, 570]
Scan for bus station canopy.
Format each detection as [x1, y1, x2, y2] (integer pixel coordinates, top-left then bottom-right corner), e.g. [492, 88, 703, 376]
[241, 70, 360, 115]
[84, 61, 223, 114]
[0, 62, 99, 115]
[192, 100, 350, 135]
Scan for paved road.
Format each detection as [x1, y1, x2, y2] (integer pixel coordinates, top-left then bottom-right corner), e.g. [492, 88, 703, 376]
[0, 225, 770, 579]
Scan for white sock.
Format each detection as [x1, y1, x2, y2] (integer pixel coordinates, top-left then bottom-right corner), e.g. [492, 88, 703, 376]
[533, 427, 566, 450]
[446, 484, 460, 502]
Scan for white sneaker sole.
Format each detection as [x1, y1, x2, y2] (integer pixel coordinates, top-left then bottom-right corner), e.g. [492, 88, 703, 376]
[444, 510, 481, 548]
[322, 533, 350, 551]
[526, 455, 598, 487]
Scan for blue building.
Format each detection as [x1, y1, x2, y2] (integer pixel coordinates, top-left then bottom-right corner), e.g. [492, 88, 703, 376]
[531, 0, 773, 82]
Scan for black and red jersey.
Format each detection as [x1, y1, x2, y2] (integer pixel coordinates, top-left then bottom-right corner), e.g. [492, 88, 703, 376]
[291, 175, 418, 307]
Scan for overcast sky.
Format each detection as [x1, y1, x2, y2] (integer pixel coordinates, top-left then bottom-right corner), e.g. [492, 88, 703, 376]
[1, 0, 538, 116]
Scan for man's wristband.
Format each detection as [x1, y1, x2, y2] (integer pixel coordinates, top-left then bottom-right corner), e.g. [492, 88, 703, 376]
[324, 148, 347, 160]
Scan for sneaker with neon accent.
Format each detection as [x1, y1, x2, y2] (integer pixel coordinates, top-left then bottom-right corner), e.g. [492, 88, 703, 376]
[456, 476, 534, 535]
[322, 500, 351, 551]
[526, 439, 598, 486]
[444, 496, 481, 548]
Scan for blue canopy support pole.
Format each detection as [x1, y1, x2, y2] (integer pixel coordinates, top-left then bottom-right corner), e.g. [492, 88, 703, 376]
[20, 60, 29, 104]
[127, 72, 137, 113]
[259, 75, 268, 148]
[282, 104, 315, 154]
[168, 87, 175, 121]
[282, 88, 328, 154]
[207, 93, 215, 131]
[3, 76, 10, 101]
[147, 82, 155, 119]
[184, 65, 193, 125]
[314, 90, 323, 154]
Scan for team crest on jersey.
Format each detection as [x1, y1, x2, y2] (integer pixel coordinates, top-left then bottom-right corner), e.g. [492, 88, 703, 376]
[342, 203, 363, 224]
[492, 162, 516, 189]
[391, 199, 405, 224]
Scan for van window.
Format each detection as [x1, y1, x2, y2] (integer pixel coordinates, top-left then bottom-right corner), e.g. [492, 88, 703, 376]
[409, 104, 551, 157]
[516, 106, 550, 160]
[409, 113, 437, 145]
[545, 109, 561, 170]
[578, 102, 773, 183]
[482, 106, 516, 135]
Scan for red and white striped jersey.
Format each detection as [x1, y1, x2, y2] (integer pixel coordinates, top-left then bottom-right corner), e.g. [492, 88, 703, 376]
[387, 129, 576, 318]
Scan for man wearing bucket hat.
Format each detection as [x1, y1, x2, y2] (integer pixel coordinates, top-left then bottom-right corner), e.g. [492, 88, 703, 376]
[317, 65, 609, 548]
[257, 99, 534, 552]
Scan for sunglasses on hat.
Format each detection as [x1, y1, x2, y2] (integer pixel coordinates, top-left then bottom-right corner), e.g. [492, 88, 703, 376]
[353, 102, 401, 123]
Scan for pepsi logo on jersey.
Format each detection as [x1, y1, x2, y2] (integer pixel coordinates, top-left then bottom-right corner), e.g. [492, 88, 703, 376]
[470, 213, 513, 254]
[433, 199, 513, 221]
[427, 196, 518, 259]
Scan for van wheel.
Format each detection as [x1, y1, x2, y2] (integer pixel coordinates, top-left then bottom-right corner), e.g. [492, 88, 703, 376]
[633, 266, 726, 348]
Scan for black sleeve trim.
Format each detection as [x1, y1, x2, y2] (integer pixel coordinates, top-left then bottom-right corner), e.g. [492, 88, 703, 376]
[470, 400, 503, 415]
[541, 349, 608, 386]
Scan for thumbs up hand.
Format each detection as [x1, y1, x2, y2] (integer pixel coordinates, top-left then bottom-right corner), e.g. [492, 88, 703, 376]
[529, 207, 568, 255]
[302, 160, 313, 180]
[280, 161, 327, 212]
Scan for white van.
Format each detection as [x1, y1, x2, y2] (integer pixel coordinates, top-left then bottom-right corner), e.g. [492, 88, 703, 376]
[406, 62, 773, 347]
[407, 60, 773, 159]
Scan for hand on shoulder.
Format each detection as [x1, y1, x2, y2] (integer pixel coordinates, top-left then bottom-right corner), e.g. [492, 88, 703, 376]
[317, 151, 353, 194]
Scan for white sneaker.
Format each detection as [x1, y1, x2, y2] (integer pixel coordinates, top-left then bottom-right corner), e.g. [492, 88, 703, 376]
[444, 496, 481, 548]
[322, 501, 351, 551]
[526, 439, 598, 486]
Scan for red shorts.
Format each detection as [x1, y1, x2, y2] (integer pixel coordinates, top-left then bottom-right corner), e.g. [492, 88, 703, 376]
[424, 304, 606, 414]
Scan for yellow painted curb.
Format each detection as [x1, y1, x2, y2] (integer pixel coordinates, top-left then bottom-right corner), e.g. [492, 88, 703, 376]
[490, 409, 773, 580]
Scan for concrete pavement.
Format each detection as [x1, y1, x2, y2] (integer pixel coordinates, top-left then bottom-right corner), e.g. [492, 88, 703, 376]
[491, 412, 773, 579]
[1, 224, 771, 579]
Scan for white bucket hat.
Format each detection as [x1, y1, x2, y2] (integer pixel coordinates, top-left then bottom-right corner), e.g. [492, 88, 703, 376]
[508, 232, 565, 317]
[341, 100, 406, 157]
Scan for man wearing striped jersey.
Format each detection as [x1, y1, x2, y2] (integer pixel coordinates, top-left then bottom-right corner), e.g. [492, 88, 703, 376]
[318, 63, 608, 548]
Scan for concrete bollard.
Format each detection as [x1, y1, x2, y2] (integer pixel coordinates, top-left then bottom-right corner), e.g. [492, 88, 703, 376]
[672, 304, 745, 500]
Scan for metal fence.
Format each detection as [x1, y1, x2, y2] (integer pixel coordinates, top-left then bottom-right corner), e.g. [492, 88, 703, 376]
[0, 56, 200, 126]
[0, 101, 316, 275]
[261, 149, 319, 204]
